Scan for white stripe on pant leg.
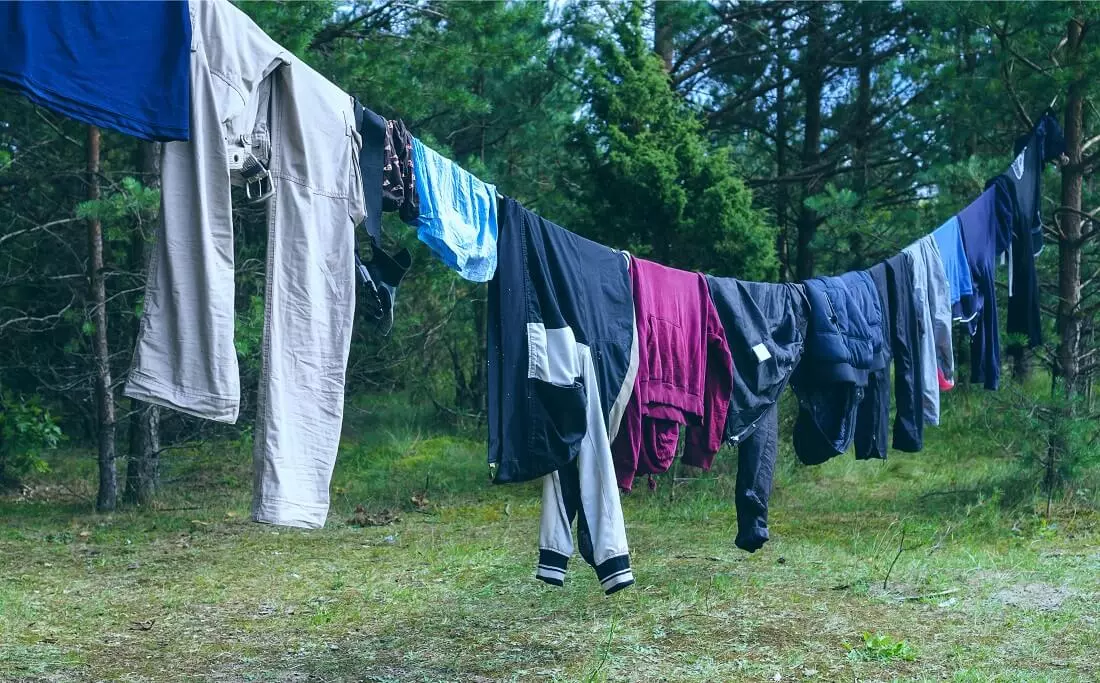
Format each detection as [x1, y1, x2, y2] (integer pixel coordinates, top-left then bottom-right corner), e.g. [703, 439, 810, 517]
[576, 345, 633, 593]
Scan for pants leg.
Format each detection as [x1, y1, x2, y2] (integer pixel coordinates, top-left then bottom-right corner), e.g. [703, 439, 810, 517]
[735, 402, 779, 552]
[577, 349, 633, 594]
[249, 61, 362, 528]
[537, 469, 573, 587]
[854, 364, 890, 461]
[124, 22, 241, 423]
[537, 345, 633, 594]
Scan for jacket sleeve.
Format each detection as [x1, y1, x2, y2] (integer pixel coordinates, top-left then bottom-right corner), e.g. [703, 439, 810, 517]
[536, 468, 574, 587]
[610, 379, 642, 492]
[886, 254, 925, 452]
[970, 278, 1001, 390]
[905, 248, 941, 426]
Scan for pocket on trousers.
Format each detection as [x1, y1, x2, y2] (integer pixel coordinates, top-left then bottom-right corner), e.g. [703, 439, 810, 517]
[742, 338, 784, 396]
[523, 377, 589, 480]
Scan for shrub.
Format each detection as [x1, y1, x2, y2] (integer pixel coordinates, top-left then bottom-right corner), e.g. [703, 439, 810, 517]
[0, 390, 62, 489]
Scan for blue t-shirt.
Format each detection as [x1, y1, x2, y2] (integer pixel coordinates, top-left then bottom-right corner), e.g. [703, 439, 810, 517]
[931, 216, 975, 320]
[412, 138, 498, 283]
[0, 1, 191, 141]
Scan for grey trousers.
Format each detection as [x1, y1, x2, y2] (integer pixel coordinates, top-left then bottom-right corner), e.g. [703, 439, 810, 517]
[125, 0, 365, 528]
[903, 236, 954, 425]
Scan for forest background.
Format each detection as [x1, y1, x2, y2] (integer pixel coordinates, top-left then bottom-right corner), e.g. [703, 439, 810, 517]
[3, 0, 1099, 509]
[2, 2, 1100, 680]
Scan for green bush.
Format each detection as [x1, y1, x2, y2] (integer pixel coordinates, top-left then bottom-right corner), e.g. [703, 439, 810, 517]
[0, 390, 62, 489]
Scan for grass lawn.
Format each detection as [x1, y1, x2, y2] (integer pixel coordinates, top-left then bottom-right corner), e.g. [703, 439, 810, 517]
[2, 389, 1099, 682]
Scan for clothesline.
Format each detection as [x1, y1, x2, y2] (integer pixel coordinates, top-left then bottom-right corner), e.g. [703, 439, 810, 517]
[0, 0, 1065, 597]
[410, 107, 1062, 594]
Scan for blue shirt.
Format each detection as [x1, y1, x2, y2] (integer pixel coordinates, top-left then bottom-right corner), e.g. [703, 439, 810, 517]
[958, 186, 1009, 390]
[0, 1, 191, 141]
[412, 138, 498, 282]
[931, 216, 976, 321]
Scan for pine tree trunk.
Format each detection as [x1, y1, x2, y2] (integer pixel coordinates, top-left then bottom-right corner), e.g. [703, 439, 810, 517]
[124, 141, 161, 506]
[87, 125, 117, 512]
[1058, 19, 1085, 397]
[961, 27, 978, 159]
[1008, 345, 1030, 381]
[796, 3, 825, 280]
[125, 405, 160, 505]
[653, 0, 674, 73]
[472, 293, 487, 413]
[1044, 18, 1088, 505]
[853, 4, 872, 198]
[774, 13, 790, 282]
[847, 5, 873, 272]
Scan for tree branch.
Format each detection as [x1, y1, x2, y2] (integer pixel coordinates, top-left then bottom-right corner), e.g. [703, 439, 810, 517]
[0, 218, 79, 247]
[999, 60, 1035, 131]
[0, 295, 76, 334]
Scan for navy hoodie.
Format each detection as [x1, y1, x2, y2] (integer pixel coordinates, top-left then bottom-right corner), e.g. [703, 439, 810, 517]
[986, 113, 1065, 348]
[957, 184, 1014, 390]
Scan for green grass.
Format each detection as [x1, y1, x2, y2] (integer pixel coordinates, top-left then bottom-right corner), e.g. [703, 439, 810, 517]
[2, 389, 1099, 682]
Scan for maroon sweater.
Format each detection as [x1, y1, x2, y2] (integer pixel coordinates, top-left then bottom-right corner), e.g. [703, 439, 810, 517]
[611, 257, 733, 491]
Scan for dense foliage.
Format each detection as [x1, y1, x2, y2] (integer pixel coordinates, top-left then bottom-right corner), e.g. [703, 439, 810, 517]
[1, 1, 1098, 507]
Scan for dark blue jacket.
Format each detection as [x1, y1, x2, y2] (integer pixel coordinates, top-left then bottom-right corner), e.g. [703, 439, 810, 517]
[487, 200, 633, 484]
[855, 264, 892, 461]
[488, 197, 636, 594]
[884, 253, 924, 452]
[798, 271, 885, 386]
[790, 272, 886, 466]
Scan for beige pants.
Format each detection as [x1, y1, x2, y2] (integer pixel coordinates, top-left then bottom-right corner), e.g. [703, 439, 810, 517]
[126, 0, 365, 528]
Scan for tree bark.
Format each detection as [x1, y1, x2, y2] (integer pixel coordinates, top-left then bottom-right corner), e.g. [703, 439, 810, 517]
[961, 26, 978, 159]
[653, 0, 674, 73]
[125, 141, 161, 506]
[795, 2, 825, 280]
[472, 293, 487, 413]
[1058, 19, 1085, 397]
[87, 125, 117, 512]
[847, 2, 873, 272]
[125, 405, 160, 505]
[774, 14, 790, 282]
[1008, 345, 1030, 381]
[853, 3, 872, 197]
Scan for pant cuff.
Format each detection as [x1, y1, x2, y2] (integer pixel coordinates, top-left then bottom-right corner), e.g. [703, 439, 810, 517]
[536, 548, 568, 587]
[735, 526, 770, 553]
[124, 370, 239, 424]
[252, 497, 329, 529]
[596, 554, 634, 595]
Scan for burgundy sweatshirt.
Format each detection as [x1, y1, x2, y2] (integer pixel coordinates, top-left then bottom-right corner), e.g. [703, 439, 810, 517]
[611, 257, 733, 491]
